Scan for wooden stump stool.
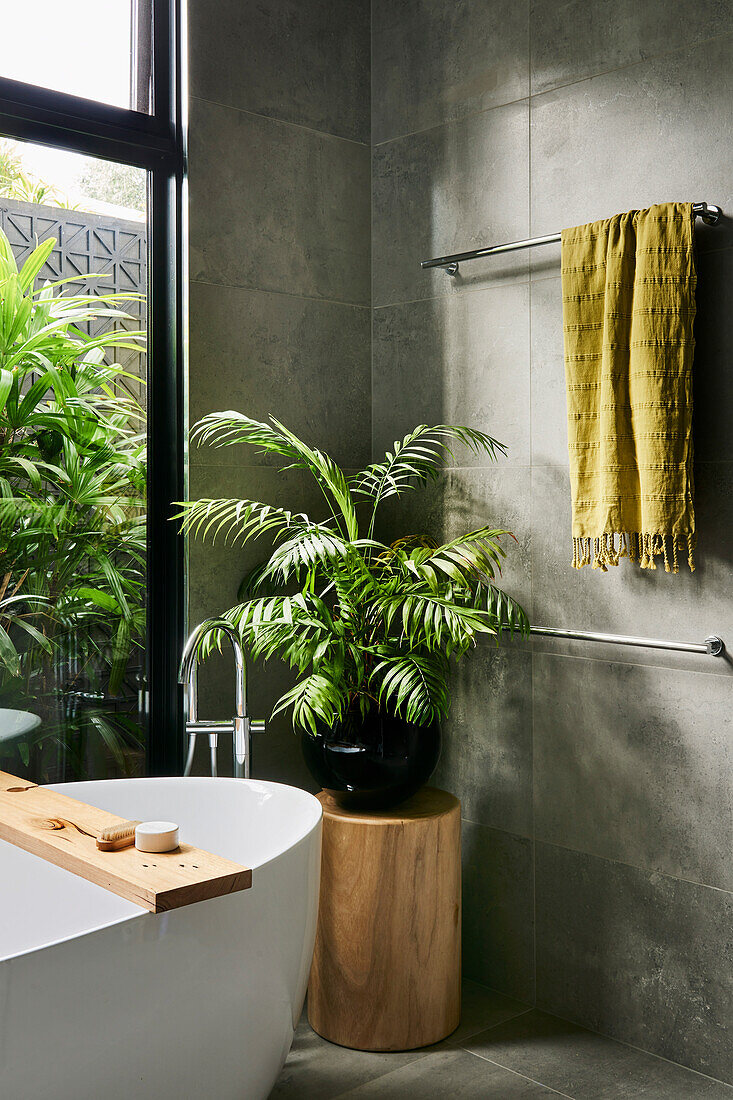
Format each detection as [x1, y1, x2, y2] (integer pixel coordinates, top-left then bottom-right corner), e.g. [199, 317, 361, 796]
[308, 786, 461, 1051]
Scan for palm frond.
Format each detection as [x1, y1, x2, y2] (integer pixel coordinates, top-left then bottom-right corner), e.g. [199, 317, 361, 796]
[371, 653, 449, 726]
[271, 671, 349, 737]
[378, 590, 498, 654]
[191, 411, 358, 539]
[174, 497, 305, 546]
[350, 423, 505, 513]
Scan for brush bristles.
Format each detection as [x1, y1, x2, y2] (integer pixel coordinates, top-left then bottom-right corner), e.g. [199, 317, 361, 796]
[96, 820, 141, 850]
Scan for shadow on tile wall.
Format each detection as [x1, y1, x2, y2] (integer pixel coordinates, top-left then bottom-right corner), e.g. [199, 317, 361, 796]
[371, 0, 733, 1083]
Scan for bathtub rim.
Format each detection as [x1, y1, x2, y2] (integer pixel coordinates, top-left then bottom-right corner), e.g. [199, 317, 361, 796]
[0, 775, 322, 966]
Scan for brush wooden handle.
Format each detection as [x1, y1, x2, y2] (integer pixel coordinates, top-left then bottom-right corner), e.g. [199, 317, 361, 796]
[96, 819, 140, 851]
[97, 833, 136, 851]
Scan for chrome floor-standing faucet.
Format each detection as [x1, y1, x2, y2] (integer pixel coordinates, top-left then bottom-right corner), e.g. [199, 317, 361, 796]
[179, 619, 265, 778]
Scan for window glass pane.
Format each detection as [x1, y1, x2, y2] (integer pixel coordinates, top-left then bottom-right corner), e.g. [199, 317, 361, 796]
[0, 137, 148, 783]
[0, 0, 152, 113]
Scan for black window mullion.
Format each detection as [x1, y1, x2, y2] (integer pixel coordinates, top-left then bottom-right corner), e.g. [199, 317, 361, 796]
[146, 168, 185, 777]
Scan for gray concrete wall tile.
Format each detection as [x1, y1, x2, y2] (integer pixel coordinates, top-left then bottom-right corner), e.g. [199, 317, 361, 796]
[530, 463, 733, 669]
[462, 819, 535, 1002]
[435, 647, 533, 837]
[378, 465, 532, 613]
[372, 284, 530, 466]
[534, 653, 733, 889]
[189, 0, 370, 143]
[189, 97, 370, 305]
[530, 0, 733, 97]
[189, 281, 371, 470]
[535, 843, 733, 1083]
[372, 102, 530, 308]
[530, 36, 733, 251]
[529, 276, 567, 466]
[694, 248, 733, 463]
[372, 0, 529, 144]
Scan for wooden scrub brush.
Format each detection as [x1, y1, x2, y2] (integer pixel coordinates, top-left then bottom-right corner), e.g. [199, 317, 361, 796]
[96, 820, 141, 851]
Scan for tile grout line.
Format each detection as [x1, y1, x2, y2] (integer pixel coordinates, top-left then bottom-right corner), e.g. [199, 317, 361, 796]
[527, 0, 539, 1012]
[527, 642, 733, 680]
[190, 276, 370, 311]
[189, 93, 370, 148]
[452, 1005, 535, 1048]
[328, 1052, 432, 1100]
[446, 982, 733, 1089]
[528, 27, 733, 103]
[458, 815, 733, 897]
[372, 93, 530, 149]
[373, 274, 533, 312]
[463, 1049, 578, 1099]
[371, 28, 733, 151]
[522, 1006, 733, 1091]
[454, 999, 733, 1092]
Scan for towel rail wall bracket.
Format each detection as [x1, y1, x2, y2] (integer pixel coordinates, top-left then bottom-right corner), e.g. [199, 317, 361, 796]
[421, 202, 722, 276]
[528, 626, 725, 658]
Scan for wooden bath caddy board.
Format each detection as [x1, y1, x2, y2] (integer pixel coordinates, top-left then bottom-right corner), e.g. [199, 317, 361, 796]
[0, 770, 252, 913]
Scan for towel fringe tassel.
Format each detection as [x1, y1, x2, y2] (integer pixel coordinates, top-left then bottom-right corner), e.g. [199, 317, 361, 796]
[571, 532, 695, 573]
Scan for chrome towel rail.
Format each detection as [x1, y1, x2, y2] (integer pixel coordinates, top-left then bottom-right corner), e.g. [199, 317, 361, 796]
[421, 202, 722, 276]
[529, 626, 724, 657]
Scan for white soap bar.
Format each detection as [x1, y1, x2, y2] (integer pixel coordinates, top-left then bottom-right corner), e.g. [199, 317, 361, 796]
[135, 821, 180, 853]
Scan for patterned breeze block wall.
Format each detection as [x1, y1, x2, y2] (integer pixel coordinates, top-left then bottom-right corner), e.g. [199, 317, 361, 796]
[0, 197, 147, 401]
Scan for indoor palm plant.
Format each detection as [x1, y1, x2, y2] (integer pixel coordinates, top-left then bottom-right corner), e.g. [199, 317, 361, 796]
[180, 412, 528, 807]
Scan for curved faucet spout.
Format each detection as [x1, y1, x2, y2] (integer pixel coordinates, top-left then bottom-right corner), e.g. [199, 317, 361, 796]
[179, 619, 246, 723]
[179, 620, 263, 779]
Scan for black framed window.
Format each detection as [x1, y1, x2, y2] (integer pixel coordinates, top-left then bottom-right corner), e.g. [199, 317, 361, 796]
[0, 0, 185, 780]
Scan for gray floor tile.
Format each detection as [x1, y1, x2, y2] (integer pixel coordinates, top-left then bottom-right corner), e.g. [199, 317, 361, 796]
[438, 980, 532, 1048]
[335, 1048, 568, 1098]
[272, 983, 532, 1097]
[466, 1009, 732, 1098]
[270, 1016, 427, 1099]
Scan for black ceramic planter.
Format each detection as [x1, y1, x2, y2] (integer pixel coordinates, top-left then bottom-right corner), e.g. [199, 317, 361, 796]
[301, 705, 441, 811]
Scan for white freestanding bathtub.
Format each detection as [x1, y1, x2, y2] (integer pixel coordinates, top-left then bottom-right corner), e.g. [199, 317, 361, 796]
[0, 777, 322, 1099]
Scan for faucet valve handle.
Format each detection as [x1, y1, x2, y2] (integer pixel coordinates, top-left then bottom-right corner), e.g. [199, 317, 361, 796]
[249, 718, 266, 736]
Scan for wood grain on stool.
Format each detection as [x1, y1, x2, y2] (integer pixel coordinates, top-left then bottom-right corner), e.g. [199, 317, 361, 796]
[308, 786, 461, 1051]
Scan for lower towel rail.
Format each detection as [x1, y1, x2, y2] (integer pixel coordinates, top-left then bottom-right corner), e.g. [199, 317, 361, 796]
[529, 627, 724, 657]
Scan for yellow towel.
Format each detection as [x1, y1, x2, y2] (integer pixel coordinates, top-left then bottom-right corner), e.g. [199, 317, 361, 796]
[561, 202, 696, 573]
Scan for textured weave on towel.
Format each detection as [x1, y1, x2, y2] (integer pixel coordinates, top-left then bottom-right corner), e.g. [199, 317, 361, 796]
[561, 201, 696, 573]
